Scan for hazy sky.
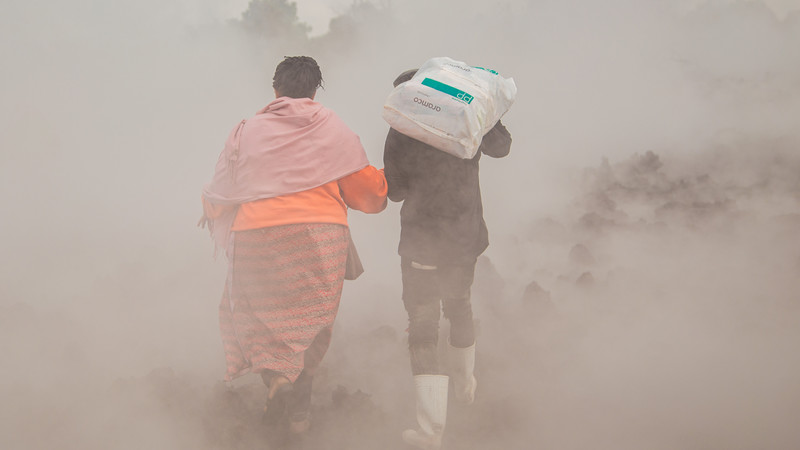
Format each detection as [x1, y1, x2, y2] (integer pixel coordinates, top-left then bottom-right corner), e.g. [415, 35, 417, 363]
[217, 0, 800, 36]
[220, 0, 355, 36]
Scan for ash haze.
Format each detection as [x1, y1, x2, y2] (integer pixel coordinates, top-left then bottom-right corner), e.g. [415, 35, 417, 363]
[1, 0, 799, 449]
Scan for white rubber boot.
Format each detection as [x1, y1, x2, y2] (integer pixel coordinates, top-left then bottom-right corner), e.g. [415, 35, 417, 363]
[448, 342, 477, 404]
[402, 375, 449, 450]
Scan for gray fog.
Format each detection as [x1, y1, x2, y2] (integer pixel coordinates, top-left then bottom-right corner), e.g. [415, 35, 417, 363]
[1, 0, 799, 449]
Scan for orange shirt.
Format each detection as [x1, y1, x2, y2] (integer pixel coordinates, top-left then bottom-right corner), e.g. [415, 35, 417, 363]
[203, 166, 387, 230]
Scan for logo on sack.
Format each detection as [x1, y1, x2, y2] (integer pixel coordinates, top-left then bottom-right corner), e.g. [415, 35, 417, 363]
[421, 78, 474, 105]
[456, 92, 474, 103]
[444, 63, 472, 72]
[414, 97, 442, 112]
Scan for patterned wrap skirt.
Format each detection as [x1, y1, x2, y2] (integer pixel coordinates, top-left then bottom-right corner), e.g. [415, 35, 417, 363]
[219, 223, 349, 383]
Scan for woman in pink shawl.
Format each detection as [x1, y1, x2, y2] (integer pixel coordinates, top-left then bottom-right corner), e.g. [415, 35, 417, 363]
[200, 56, 387, 434]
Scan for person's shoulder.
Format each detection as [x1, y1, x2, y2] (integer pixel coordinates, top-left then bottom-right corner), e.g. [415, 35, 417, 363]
[386, 127, 413, 147]
[388, 128, 435, 148]
[387, 127, 407, 139]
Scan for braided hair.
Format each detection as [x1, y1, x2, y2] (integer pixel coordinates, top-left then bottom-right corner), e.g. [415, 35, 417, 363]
[272, 56, 324, 99]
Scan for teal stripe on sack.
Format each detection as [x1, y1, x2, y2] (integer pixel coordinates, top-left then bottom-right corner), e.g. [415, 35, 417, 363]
[473, 66, 499, 75]
[421, 78, 474, 104]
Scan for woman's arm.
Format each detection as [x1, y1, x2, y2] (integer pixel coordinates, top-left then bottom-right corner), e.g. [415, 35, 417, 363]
[338, 166, 388, 213]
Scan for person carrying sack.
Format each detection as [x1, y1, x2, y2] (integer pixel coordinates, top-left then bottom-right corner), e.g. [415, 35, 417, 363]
[382, 64, 513, 449]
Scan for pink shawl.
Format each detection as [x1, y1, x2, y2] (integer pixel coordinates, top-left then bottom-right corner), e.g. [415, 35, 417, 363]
[202, 97, 370, 253]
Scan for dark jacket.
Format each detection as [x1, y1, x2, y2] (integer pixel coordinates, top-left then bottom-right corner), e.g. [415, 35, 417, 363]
[383, 122, 512, 265]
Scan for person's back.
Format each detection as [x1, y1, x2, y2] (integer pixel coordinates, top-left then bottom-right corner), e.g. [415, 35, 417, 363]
[383, 122, 511, 265]
[202, 56, 387, 436]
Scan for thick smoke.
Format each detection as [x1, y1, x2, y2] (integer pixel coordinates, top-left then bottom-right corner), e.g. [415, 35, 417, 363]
[1, 0, 798, 449]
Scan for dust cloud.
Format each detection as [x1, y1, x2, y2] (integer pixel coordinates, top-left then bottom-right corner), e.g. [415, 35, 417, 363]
[1, 0, 799, 449]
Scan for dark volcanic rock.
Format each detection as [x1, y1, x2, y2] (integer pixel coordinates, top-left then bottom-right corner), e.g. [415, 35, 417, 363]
[578, 212, 617, 232]
[569, 244, 596, 266]
[521, 280, 554, 316]
[473, 255, 506, 301]
[575, 272, 595, 288]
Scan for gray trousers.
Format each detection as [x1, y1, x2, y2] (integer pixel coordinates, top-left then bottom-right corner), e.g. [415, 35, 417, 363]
[401, 257, 476, 375]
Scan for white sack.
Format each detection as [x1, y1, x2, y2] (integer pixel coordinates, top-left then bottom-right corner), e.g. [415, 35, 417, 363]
[382, 56, 516, 159]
